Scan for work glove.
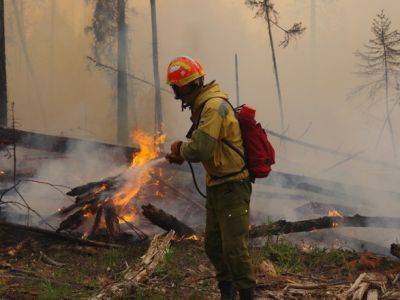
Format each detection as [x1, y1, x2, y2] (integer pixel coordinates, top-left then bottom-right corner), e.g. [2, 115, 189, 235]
[165, 153, 185, 165]
[166, 140, 184, 165]
[171, 141, 183, 156]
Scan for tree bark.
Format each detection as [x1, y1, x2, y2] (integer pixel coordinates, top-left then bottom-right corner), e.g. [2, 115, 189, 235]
[117, 0, 128, 145]
[0, 0, 7, 127]
[150, 0, 163, 136]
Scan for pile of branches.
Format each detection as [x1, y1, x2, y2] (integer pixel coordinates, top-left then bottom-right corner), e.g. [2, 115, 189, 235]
[56, 175, 146, 240]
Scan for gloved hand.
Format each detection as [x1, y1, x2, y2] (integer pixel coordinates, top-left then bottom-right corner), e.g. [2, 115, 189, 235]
[166, 140, 184, 165]
[171, 141, 183, 156]
[165, 153, 185, 165]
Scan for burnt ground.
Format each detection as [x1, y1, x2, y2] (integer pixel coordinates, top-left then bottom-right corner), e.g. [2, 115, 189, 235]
[1, 225, 400, 299]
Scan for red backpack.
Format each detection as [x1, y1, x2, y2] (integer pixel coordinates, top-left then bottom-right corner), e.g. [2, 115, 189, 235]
[235, 105, 275, 179]
[187, 101, 275, 181]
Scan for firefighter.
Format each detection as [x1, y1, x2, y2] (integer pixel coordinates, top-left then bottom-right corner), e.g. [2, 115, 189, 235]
[165, 56, 256, 300]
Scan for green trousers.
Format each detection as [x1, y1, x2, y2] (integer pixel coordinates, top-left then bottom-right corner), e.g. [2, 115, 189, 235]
[205, 180, 256, 290]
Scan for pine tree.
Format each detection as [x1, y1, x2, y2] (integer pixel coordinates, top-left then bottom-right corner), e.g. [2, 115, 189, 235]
[354, 11, 400, 157]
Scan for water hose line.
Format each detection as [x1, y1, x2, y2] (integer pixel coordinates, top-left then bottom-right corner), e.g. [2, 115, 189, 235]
[187, 161, 207, 199]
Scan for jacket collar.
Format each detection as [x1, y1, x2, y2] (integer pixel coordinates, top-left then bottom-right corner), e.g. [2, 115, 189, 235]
[191, 81, 228, 113]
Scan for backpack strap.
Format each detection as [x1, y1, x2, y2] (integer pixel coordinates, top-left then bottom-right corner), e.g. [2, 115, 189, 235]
[185, 97, 248, 181]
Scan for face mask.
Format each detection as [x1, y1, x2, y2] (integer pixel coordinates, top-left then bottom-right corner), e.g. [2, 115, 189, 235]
[171, 84, 194, 110]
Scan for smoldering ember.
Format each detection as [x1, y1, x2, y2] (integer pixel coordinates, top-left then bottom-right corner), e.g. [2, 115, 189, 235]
[1, 1, 400, 300]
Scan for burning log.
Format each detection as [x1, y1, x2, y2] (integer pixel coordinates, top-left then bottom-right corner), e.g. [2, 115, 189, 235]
[89, 207, 103, 238]
[250, 214, 400, 239]
[56, 208, 85, 233]
[104, 206, 121, 237]
[390, 244, 400, 259]
[66, 175, 120, 197]
[90, 230, 175, 299]
[141, 204, 196, 237]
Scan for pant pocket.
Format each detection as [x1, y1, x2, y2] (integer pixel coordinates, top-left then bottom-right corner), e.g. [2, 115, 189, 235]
[222, 206, 250, 237]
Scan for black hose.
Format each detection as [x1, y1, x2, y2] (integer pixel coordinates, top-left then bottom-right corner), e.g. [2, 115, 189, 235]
[188, 162, 207, 199]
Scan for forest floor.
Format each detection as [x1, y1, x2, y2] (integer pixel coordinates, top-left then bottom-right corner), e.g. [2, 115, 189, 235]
[1, 225, 400, 299]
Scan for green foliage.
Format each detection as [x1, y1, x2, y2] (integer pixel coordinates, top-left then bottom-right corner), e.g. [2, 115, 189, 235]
[38, 281, 70, 300]
[154, 247, 185, 284]
[307, 247, 348, 270]
[261, 241, 303, 273]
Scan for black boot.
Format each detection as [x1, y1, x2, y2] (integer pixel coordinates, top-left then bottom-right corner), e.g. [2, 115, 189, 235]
[238, 288, 254, 300]
[218, 281, 236, 300]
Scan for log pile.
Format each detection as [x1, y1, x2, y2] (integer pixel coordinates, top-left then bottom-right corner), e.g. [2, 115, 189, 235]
[56, 174, 146, 241]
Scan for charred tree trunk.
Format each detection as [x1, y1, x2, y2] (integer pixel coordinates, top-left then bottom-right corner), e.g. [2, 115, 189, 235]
[117, 0, 128, 145]
[150, 0, 163, 136]
[0, 0, 7, 127]
[141, 204, 195, 237]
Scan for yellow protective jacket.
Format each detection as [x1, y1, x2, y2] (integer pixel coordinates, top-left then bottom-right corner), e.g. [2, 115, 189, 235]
[180, 81, 249, 186]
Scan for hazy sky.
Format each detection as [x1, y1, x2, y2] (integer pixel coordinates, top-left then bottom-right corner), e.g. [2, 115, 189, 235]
[4, 0, 400, 184]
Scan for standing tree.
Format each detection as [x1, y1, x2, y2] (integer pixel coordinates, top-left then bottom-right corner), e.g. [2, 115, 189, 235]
[86, 0, 130, 145]
[150, 0, 162, 136]
[354, 11, 400, 158]
[0, 0, 7, 127]
[246, 0, 305, 135]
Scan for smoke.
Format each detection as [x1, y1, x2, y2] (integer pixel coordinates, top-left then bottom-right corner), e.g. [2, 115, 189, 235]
[3, 0, 400, 253]
[2, 141, 127, 227]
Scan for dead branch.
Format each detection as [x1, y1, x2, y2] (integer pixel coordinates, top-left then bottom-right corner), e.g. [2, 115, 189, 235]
[141, 204, 196, 237]
[39, 251, 65, 267]
[90, 230, 175, 299]
[250, 214, 400, 238]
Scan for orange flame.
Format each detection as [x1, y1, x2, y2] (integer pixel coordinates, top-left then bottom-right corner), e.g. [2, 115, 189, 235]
[111, 130, 165, 222]
[328, 210, 343, 218]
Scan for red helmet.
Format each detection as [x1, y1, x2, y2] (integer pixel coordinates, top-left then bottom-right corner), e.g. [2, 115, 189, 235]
[166, 56, 205, 87]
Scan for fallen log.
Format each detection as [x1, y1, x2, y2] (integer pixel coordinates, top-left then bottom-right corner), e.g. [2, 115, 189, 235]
[0, 221, 122, 248]
[390, 244, 400, 259]
[90, 230, 175, 299]
[250, 214, 400, 238]
[0, 127, 137, 160]
[141, 204, 196, 237]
